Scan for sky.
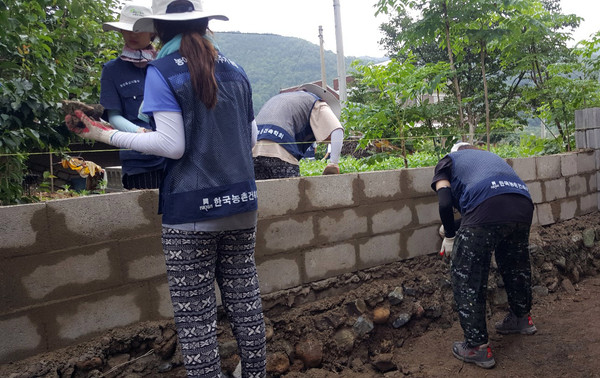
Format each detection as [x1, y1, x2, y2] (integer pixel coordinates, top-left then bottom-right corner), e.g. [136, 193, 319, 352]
[200, 0, 600, 58]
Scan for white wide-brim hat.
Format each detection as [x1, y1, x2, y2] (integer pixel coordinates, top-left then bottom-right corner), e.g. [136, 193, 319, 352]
[299, 83, 342, 120]
[451, 142, 471, 152]
[103, 2, 153, 32]
[132, 0, 228, 33]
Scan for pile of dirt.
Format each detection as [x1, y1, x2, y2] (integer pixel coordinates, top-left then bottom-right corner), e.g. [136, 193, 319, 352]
[2, 212, 599, 378]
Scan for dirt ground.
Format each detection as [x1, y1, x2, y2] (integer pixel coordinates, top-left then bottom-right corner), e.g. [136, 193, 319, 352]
[2, 212, 600, 378]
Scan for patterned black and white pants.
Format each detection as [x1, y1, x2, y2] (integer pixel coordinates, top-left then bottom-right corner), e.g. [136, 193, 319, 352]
[451, 223, 533, 347]
[162, 227, 267, 377]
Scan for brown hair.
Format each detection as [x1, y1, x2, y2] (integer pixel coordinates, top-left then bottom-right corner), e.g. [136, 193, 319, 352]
[155, 18, 218, 108]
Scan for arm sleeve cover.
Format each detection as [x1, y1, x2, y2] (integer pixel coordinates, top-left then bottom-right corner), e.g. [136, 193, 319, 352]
[437, 186, 456, 238]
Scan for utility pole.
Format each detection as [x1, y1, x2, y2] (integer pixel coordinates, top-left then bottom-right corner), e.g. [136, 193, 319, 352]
[333, 0, 347, 105]
[318, 25, 327, 90]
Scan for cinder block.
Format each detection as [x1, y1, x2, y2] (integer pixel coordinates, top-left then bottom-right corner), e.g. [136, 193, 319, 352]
[575, 130, 587, 149]
[256, 178, 301, 218]
[403, 167, 436, 196]
[536, 203, 555, 226]
[317, 209, 367, 244]
[259, 217, 314, 253]
[359, 170, 402, 200]
[21, 248, 111, 301]
[587, 129, 600, 149]
[577, 151, 596, 173]
[575, 109, 585, 130]
[304, 174, 356, 209]
[0, 203, 49, 257]
[46, 191, 161, 250]
[579, 194, 598, 215]
[156, 282, 174, 318]
[543, 178, 567, 202]
[559, 199, 578, 221]
[304, 243, 356, 280]
[118, 237, 165, 281]
[371, 205, 412, 234]
[567, 175, 588, 197]
[536, 155, 561, 180]
[358, 233, 401, 269]
[527, 181, 543, 204]
[405, 226, 441, 259]
[508, 157, 536, 181]
[415, 200, 440, 225]
[56, 293, 142, 340]
[257, 258, 301, 294]
[560, 153, 578, 177]
[531, 206, 539, 226]
[0, 316, 42, 363]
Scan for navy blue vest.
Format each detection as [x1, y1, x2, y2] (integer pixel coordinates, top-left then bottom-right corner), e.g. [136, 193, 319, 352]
[149, 52, 257, 224]
[100, 58, 165, 175]
[255, 91, 319, 159]
[449, 149, 531, 215]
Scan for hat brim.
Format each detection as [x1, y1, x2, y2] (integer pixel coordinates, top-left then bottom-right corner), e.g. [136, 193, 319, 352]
[132, 12, 229, 33]
[300, 83, 341, 119]
[102, 21, 136, 32]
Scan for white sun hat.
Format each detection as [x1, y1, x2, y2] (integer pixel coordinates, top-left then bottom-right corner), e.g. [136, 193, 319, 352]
[451, 142, 471, 152]
[132, 0, 228, 33]
[299, 83, 342, 120]
[102, 2, 153, 32]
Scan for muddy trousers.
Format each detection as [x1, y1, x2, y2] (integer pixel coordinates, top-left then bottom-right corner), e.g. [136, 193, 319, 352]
[162, 227, 267, 378]
[451, 223, 533, 347]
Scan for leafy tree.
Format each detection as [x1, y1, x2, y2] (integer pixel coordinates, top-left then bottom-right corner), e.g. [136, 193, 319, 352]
[0, 0, 121, 204]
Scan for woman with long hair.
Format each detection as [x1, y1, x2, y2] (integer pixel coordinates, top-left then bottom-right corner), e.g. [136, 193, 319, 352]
[66, 1, 266, 376]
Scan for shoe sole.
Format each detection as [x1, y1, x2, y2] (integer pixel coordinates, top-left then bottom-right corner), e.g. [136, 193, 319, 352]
[496, 326, 537, 335]
[452, 349, 496, 369]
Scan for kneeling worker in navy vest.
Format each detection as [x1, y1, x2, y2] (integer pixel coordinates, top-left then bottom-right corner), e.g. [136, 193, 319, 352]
[431, 142, 537, 369]
[252, 83, 344, 179]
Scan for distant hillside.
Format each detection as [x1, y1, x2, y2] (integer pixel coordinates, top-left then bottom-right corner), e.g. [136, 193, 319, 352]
[213, 32, 387, 113]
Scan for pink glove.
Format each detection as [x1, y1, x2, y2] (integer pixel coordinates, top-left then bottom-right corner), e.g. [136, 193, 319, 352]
[66, 110, 118, 144]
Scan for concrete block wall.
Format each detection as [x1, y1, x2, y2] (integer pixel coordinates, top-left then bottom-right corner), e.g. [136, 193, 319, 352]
[0, 151, 598, 363]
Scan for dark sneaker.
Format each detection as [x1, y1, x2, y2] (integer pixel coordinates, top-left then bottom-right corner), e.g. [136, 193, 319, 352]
[495, 312, 537, 335]
[452, 341, 496, 369]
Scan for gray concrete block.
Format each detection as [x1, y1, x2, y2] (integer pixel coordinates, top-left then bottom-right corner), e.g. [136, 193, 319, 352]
[577, 151, 596, 173]
[256, 178, 301, 218]
[0, 202, 48, 257]
[259, 216, 314, 253]
[527, 181, 543, 204]
[317, 209, 368, 244]
[358, 233, 401, 268]
[536, 203, 555, 226]
[359, 170, 402, 200]
[587, 128, 600, 149]
[579, 194, 598, 215]
[536, 155, 561, 180]
[257, 258, 301, 294]
[567, 175, 588, 197]
[46, 191, 161, 250]
[560, 153, 578, 177]
[55, 292, 142, 340]
[508, 157, 536, 181]
[0, 316, 42, 363]
[118, 237, 165, 281]
[156, 282, 174, 318]
[405, 226, 441, 259]
[531, 206, 539, 226]
[403, 167, 436, 196]
[575, 109, 585, 130]
[415, 200, 440, 225]
[544, 178, 567, 202]
[304, 174, 356, 209]
[304, 243, 356, 280]
[21, 248, 112, 301]
[575, 130, 587, 149]
[559, 199, 578, 221]
[371, 205, 412, 234]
